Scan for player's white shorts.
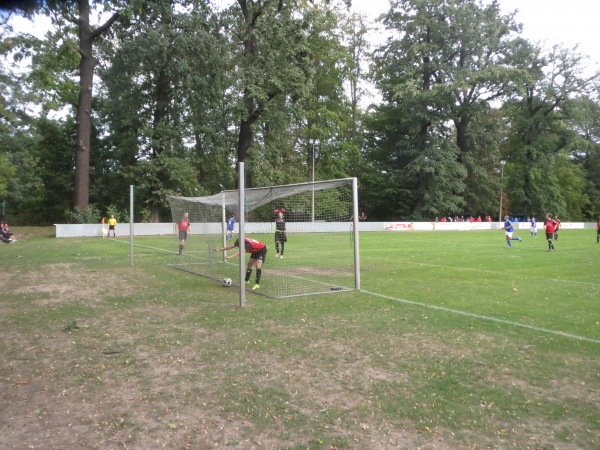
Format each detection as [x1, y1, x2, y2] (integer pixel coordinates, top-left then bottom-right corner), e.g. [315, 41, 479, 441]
[505, 231, 513, 238]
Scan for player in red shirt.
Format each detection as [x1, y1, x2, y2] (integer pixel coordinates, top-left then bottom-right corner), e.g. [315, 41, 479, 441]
[214, 237, 268, 290]
[177, 212, 191, 255]
[544, 213, 556, 252]
[553, 215, 561, 240]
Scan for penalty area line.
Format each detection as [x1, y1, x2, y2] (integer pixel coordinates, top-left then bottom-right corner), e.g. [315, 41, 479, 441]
[362, 289, 600, 344]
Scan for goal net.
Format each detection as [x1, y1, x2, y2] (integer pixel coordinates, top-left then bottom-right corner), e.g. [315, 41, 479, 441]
[166, 178, 360, 298]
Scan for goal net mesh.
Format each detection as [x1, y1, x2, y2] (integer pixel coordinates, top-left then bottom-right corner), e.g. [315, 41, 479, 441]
[166, 178, 357, 298]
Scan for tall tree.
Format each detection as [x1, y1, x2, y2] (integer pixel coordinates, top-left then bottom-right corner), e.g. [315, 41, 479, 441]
[505, 44, 597, 217]
[226, 0, 311, 186]
[99, 0, 230, 220]
[440, 0, 527, 214]
[565, 94, 600, 218]
[369, 0, 468, 218]
[6, 0, 122, 212]
[72, 0, 120, 210]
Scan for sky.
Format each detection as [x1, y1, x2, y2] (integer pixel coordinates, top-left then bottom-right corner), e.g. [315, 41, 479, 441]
[10, 0, 600, 70]
[351, 0, 600, 72]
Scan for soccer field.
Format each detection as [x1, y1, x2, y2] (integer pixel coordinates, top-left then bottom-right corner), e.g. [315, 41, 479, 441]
[89, 228, 600, 340]
[1, 227, 598, 449]
[359, 230, 599, 342]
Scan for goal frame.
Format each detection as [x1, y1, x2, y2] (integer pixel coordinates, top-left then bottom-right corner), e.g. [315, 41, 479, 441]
[167, 162, 361, 306]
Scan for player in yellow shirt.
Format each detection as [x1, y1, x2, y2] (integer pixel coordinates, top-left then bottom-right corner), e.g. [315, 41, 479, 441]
[107, 214, 117, 238]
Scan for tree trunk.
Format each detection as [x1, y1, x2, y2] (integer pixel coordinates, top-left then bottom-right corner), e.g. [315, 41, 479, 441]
[236, 115, 253, 187]
[149, 204, 161, 223]
[73, 0, 120, 212]
[74, 0, 93, 211]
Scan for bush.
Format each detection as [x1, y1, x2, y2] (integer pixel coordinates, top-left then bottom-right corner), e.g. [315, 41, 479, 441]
[105, 205, 129, 223]
[64, 205, 102, 224]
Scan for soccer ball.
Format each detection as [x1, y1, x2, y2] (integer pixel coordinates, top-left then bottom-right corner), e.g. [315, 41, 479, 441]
[222, 277, 232, 287]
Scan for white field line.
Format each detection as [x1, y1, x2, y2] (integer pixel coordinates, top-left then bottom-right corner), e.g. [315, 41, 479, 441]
[111, 240, 598, 342]
[108, 238, 212, 259]
[368, 258, 600, 287]
[109, 238, 352, 294]
[362, 290, 600, 344]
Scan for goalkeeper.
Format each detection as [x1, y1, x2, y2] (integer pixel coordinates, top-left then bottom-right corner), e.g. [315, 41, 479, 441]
[214, 237, 267, 290]
[274, 211, 287, 258]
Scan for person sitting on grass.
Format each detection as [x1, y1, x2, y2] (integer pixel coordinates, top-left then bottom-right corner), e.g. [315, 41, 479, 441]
[0, 221, 16, 243]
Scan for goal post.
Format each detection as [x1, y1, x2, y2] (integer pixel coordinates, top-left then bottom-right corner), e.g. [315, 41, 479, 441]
[166, 176, 360, 299]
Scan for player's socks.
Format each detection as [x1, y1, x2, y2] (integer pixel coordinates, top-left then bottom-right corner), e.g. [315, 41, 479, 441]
[255, 269, 261, 285]
[245, 269, 252, 282]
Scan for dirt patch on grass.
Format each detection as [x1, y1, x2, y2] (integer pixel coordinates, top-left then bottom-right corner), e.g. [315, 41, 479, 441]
[1, 255, 598, 449]
[10, 263, 136, 306]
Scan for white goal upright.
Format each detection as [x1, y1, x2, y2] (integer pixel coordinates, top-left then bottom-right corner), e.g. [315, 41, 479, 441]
[166, 176, 360, 299]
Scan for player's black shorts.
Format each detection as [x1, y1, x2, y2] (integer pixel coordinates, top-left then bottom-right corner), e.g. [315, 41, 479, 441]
[546, 232, 553, 240]
[179, 230, 188, 241]
[108, 225, 115, 231]
[275, 231, 287, 243]
[251, 247, 267, 262]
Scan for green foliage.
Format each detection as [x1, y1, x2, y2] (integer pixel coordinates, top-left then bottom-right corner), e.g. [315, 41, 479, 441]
[504, 45, 595, 218]
[2, 0, 600, 225]
[104, 204, 129, 223]
[564, 95, 600, 218]
[369, 0, 529, 219]
[64, 204, 102, 224]
[0, 153, 16, 199]
[62, 320, 79, 332]
[554, 154, 589, 220]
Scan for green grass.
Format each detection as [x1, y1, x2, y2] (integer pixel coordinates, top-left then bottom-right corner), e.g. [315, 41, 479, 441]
[0, 227, 598, 449]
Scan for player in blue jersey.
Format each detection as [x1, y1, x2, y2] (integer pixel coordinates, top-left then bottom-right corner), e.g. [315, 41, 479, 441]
[503, 215, 523, 247]
[530, 216, 537, 237]
[226, 215, 235, 241]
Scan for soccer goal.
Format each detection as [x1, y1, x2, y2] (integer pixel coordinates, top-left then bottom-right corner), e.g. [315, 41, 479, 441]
[166, 176, 360, 299]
